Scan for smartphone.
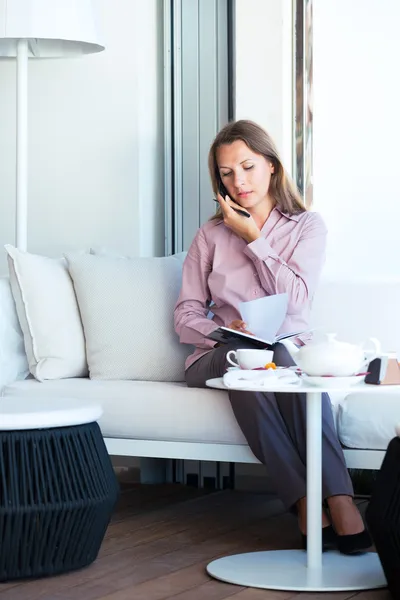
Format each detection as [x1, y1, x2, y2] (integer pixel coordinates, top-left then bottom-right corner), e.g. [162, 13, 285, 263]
[215, 177, 251, 218]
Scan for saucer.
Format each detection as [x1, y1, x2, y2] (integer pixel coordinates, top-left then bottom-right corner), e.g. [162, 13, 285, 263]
[223, 367, 300, 389]
[227, 366, 288, 372]
[301, 374, 365, 388]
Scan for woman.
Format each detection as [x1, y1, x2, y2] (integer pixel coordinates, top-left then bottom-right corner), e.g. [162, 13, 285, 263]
[174, 119, 371, 554]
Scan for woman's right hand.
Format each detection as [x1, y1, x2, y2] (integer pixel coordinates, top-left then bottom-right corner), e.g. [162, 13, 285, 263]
[228, 320, 254, 335]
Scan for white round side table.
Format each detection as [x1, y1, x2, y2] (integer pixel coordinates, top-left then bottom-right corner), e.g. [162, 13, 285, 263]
[205, 377, 395, 593]
[0, 397, 119, 582]
[0, 397, 103, 429]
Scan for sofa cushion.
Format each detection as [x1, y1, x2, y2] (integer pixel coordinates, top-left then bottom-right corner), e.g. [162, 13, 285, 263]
[0, 277, 29, 389]
[4, 245, 88, 381]
[65, 252, 192, 382]
[1, 378, 248, 445]
[2, 378, 399, 451]
[338, 390, 400, 450]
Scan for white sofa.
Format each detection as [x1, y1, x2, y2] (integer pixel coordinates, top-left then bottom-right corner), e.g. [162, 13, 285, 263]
[1, 270, 400, 475]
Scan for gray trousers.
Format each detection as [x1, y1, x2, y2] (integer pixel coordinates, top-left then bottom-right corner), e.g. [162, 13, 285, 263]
[186, 341, 354, 510]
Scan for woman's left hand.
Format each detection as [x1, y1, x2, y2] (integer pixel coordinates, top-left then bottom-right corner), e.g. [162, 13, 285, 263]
[217, 193, 261, 243]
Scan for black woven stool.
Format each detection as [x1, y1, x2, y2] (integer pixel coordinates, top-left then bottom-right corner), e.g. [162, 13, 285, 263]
[366, 434, 400, 599]
[0, 398, 119, 581]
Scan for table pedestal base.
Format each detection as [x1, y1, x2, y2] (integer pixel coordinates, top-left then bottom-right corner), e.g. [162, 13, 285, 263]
[206, 550, 387, 592]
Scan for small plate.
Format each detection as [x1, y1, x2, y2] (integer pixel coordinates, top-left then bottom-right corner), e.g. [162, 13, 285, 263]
[301, 374, 365, 388]
[223, 369, 301, 389]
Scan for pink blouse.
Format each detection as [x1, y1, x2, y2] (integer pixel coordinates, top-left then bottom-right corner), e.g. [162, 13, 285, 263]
[174, 207, 327, 370]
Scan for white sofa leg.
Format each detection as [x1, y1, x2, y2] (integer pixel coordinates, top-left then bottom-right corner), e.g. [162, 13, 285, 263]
[139, 458, 167, 484]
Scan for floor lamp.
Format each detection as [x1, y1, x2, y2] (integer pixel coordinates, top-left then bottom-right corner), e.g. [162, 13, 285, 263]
[0, 0, 105, 251]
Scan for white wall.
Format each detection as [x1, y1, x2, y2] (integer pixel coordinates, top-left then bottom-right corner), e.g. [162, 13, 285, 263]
[235, 0, 400, 280]
[0, 0, 164, 275]
[234, 0, 293, 171]
[314, 0, 400, 279]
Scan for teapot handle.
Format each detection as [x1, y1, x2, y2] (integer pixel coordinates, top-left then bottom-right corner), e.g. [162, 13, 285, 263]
[361, 337, 381, 361]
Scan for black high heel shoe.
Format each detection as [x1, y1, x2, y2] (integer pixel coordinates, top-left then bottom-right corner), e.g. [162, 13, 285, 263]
[301, 525, 338, 551]
[337, 529, 372, 555]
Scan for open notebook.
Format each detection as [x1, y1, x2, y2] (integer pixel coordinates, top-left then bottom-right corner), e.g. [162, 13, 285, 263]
[206, 293, 307, 349]
[207, 326, 305, 349]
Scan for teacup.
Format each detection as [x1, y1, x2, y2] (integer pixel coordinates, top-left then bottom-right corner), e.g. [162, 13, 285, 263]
[226, 348, 274, 370]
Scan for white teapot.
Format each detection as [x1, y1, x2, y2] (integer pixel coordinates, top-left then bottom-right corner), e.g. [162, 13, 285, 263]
[279, 333, 381, 377]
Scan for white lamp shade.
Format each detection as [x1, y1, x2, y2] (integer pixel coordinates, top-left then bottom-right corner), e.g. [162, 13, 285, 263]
[0, 0, 104, 57]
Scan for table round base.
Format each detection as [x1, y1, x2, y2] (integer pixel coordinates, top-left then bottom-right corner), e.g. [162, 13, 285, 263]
[206, 549, 387, 592]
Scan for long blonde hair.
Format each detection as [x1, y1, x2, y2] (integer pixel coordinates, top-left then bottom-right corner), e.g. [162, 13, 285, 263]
[208, 119, 305, 220]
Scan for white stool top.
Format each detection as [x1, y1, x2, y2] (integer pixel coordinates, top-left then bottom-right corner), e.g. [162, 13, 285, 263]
[0, 398, 103, 431]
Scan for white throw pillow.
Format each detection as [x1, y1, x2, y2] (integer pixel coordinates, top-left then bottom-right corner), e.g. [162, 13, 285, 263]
[4, 245, 88, 381]
[0, 277, 29, 389]
[65, 252, 192, 382]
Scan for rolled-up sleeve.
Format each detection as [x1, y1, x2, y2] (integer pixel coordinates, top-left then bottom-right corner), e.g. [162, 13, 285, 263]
[243, 213, 327, 313]
[174, 228, 219, 349]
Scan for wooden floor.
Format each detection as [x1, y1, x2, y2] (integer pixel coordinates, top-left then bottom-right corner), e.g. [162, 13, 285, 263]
[0, 472, 392, 600]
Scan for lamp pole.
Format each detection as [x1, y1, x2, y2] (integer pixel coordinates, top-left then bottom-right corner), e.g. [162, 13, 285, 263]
[16, 38, 28, 251]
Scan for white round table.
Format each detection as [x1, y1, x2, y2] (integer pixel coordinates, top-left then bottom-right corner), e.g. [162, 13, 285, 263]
[205, 377, 397, 592]
[0, 397, 103, 429]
